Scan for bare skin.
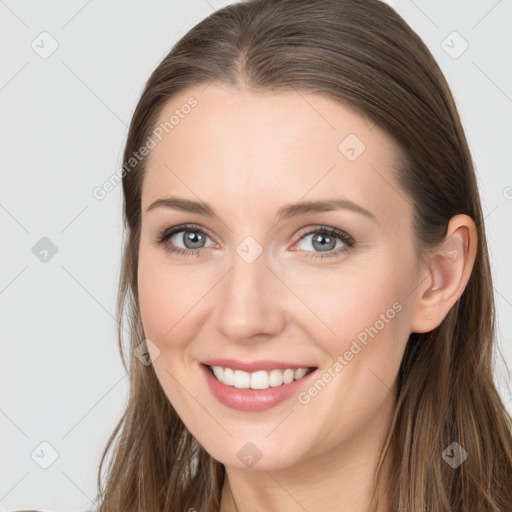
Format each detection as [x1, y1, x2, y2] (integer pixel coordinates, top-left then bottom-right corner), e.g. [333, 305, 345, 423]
[137, 83, 477, 512]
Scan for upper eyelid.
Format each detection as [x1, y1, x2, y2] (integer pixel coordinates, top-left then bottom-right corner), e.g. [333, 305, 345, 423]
[164, 223, 215, 241]
[296, 225, 353, 240]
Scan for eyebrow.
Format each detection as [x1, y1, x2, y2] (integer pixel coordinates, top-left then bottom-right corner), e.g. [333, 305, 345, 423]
[146, 196, 377, 223]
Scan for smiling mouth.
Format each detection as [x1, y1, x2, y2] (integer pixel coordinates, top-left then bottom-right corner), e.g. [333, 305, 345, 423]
[203, 363, 317, 390]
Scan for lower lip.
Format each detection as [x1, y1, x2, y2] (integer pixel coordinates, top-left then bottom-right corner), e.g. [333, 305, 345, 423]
[199, 363, 318, 412]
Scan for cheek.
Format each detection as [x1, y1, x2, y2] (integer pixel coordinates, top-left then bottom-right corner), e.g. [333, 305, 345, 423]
[294, 264, 403, 336]
[298, 274, 410, 437]
[137, 255, 204, 410]
[137, 251, 222, 370]
[293, 261, 411, 389]
[138, 267, 167, 341]
[137, 251, 190, 347]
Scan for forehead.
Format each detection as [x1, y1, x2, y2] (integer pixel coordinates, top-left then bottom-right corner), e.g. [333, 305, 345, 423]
[142, 83, 412, 228]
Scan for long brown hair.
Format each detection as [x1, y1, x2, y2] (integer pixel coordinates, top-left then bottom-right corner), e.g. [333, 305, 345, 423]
[94, 0, 512, 510]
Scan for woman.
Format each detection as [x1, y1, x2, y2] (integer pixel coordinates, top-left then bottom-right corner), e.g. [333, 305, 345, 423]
[94, 0, 512, 510]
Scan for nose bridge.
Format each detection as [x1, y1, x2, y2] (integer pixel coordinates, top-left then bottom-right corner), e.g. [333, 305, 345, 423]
[214, 241, 284, 340]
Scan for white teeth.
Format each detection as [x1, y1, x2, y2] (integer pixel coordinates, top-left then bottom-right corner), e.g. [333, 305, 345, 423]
[294, 367, 308, 380]
[233, 370, 250, 388]
[269, 369, 283, 387]
[283, 368, 295, 384]
[251, 370, 269, 389]
[223, 367, 234, 386]
[209, 365, 312, 390]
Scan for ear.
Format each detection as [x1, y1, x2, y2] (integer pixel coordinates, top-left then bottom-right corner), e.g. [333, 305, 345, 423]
[410, 214, 478, 334]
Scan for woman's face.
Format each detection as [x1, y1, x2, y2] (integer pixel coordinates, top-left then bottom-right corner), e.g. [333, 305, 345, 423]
[138, 83, 423, 471]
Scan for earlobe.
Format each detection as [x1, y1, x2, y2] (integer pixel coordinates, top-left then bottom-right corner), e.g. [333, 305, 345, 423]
[410, 214, 477, 334]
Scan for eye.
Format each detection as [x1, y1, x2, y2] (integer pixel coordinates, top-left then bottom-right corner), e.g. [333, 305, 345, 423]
[153, 224, 215, 257]
[292, 225, 355, 260]
[153, 223, 355, 260]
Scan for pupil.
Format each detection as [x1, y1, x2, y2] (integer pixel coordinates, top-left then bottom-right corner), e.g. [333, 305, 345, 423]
[313, 233, 335, 252]
[185, 230, 204, 249]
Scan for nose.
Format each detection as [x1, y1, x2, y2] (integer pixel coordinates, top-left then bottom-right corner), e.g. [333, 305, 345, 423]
[213, 248, 286, 343]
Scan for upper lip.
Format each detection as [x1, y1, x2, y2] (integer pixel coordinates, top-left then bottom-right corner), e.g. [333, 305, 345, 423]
[201, 358, 318, 372]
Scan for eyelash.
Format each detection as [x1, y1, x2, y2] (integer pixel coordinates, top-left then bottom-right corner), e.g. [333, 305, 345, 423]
[152, 223, 355, 260]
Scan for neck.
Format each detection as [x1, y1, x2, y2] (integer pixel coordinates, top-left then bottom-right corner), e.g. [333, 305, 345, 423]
[219, 391, 396, 512]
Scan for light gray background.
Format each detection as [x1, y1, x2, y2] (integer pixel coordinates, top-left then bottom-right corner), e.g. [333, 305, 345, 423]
[1, 0, 511, 510]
